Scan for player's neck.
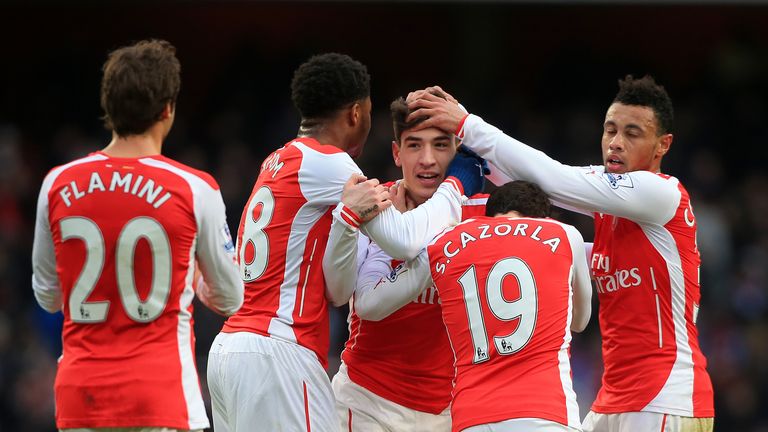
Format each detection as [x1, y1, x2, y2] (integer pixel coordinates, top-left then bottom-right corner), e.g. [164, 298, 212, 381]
[297, 118, 350, 153]
[401, 184, 421, 210]
[102, 126, 165, 158]
[498, 210, 522, 218]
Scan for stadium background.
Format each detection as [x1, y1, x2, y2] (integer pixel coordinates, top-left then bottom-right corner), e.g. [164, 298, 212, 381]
[1, 2, 766, 430]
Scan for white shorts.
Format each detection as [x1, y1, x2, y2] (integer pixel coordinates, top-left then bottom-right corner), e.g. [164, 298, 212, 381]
[63, 429, 201, 432]
[582, 411, 714, 432]
[207, 332, 338, 432]
[462, 418, 579, 432]
[331, 363, 451, 432]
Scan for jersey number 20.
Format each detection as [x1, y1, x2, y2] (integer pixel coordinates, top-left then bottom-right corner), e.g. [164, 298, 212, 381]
[458, 257, 538, 363]
[61, 216, 172, 324]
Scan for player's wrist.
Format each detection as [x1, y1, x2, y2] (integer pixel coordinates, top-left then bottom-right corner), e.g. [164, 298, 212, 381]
[455, 113, 470, 137]
[334, 202, 363, 230]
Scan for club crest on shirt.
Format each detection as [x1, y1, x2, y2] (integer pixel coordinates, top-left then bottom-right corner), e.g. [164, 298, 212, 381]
[602, 172, 634, 189]
[221, 224, 235, 253]
[387, 262, 407, 282]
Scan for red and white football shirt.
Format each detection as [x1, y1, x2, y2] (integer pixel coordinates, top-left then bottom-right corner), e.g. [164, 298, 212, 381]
[223, 138, 360, 368]
[223, 138, 465, 368]
[427, 216, 583, 431]
[458, 114, 714, 418]
[342, 194, 488, 414]
[590, 177, 713, 417]
[31, 152, 242, 429]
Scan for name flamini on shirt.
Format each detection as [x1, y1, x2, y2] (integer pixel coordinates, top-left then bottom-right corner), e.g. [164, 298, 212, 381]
[57, 171, 172, 209]
[434, 221, 562, 275]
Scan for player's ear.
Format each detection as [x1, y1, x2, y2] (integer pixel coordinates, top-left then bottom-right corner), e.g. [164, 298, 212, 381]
[159, 102, 175, 121]
[657, 133, 673, 158]
[347, 102, 361, 127]
[392, 140, 402, 167]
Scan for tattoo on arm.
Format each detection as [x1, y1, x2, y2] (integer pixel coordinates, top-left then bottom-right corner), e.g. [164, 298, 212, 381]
[359, 204, 378, 219]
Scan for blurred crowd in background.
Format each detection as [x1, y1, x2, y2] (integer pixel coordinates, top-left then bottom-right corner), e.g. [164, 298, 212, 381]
[1, 2, 766, 431]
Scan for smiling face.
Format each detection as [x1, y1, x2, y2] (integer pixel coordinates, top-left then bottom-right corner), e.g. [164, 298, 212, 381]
[393, 127, 456, 206]
[601, 102, 672, 174]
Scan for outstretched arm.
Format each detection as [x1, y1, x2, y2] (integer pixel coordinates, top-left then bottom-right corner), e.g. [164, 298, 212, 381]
[407, 90, 680, 225]
[354, 247, 433, 321]
[357, 178, 464, 260]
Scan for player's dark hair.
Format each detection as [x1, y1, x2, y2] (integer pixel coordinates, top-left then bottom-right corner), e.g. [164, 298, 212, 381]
[390, 89, 448, 143]
[613, 74, 674, 135]
[100, 39, 181, 137]
[485, 180, 551, 218]
[291, 53, 370, 119]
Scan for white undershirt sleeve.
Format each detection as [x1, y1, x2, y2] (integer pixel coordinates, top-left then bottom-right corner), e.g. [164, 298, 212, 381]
[354, 247, 433, 322]
[361, 181, 463, 260]
[31, 173, 62, 313]
[565, 225, 592, 332]
[194, 186, 244, 316]
[323, 215, 371, 306]
[460, 114, 681, 225]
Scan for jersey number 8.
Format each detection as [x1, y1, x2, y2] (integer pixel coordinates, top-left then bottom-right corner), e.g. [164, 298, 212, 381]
[238, 186, 275, 282]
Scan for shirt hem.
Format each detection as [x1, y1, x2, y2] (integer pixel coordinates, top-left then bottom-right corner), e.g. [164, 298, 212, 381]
[56, 418, 207, 429]
[453, 411, 567, 432]
[591, 403, 714, 418]
[347, 370, 450, 414]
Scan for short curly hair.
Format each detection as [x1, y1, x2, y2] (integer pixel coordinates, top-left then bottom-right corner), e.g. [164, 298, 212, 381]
[291, 53, 370, 119]
[485, 180, 551, 218]
[100, 39, 181, 137]
[613, 74, 674, 135]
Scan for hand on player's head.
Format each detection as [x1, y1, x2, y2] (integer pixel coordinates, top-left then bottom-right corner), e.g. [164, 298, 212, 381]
[405, 86, 458, 105]
[406, 88, 466, 135]
[342, 174, 392, 222]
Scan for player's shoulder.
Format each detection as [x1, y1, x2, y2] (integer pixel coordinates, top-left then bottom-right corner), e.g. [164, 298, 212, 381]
[292, 137, 347, 156]
[43, 152, 108, 185]
[464, 193, 489, 207]
[537, 217, 584, 241]
[141, 155, 220, 191]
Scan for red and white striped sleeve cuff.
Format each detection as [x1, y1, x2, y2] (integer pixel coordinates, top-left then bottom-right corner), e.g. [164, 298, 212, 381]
[334, 203, 363, 230]
[444, 176, 465, 196]
[455, 113, 470, 139]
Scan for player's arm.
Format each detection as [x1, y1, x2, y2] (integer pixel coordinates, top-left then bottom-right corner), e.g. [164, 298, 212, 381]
[323, 213, 370, 307]
[565, 225, 592, 332]
[31, 175, 62, 313]
[460, 115, 680, 224]
[407, 91, 678, 224]
[359, 178, 464, 260]
[314, 148, 465, 261]
[194, 185, 244, 316]
[485, 161, 593, 218]
[307, 152, 387, 306]
[354, 247, 433, 321]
